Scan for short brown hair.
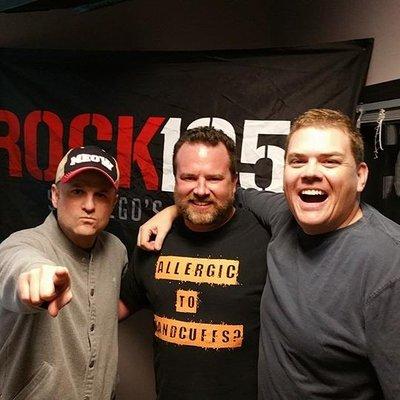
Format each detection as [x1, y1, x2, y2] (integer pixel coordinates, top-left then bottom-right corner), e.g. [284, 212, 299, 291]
[286, 109, 364, 164]
[173, 126, 237, 176]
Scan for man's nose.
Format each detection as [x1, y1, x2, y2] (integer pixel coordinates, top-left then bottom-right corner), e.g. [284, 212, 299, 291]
[193, 178, 210, 197]
[301, 160, 323, 180]
[82, 194, 95, 212]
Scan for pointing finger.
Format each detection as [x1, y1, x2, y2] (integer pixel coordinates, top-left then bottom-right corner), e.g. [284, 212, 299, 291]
[47, 287, 72, 318]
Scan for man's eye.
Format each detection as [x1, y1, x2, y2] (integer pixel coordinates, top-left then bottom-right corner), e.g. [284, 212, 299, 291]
[323, 159, 340, 167]
[71, 189, 83, 195]
[288, 159, 305, 167]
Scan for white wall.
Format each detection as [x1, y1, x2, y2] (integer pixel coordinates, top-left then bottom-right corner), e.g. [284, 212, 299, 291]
[267, 0, 400, 85]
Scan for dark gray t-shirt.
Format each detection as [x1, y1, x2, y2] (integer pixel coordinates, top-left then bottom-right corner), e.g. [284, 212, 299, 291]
[238, 189, 400, 400]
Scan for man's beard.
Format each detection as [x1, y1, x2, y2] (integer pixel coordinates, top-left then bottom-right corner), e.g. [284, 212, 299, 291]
[174, 193, 234, 229]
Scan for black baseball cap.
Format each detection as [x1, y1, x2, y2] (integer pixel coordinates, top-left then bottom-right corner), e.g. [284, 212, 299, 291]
[55, 146, 120, 189]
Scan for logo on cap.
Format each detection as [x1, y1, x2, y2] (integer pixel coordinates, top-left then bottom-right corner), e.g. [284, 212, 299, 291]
[55, 146, 119, 189]
[70, 154, 114, 171]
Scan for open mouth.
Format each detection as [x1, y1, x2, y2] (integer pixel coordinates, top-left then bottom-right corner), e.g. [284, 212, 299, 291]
[299, 189, 328, 203]
[189, 197, 213, 205]
[190, 201, 212, 207]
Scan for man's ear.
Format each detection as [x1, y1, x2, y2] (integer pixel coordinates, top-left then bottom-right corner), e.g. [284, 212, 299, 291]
[51, 184, 60, 209]
[356, 162, 369, 193]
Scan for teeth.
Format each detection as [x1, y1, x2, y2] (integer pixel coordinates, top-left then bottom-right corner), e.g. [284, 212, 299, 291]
[301, 189, 325, 196]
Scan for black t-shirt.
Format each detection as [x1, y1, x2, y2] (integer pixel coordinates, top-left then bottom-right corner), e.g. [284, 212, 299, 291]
[121, 208, 270, 400]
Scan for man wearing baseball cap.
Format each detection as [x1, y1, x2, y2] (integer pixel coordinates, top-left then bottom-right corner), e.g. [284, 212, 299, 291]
[0, 146, 127, 400]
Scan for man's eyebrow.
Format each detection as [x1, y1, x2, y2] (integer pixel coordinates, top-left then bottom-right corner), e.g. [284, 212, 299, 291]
[180, 172, 195, 175]
[319, 152, 345, 158]
[286, 152, 306, 159]
[205, 174, 224, 178]
[286, 152, 303, 157]
[287, 151, 344, 157]
[179, 172, 197, 177]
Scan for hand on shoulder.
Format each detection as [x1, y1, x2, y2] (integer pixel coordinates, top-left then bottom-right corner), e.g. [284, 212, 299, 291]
[137, 205, 178, 251]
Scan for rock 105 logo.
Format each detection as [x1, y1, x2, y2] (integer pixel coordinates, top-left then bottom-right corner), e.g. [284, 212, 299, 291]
[0, 109, 289, 193]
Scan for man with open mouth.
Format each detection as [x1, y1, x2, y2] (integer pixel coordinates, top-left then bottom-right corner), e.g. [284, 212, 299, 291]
[138, 109, 400, 399]
[238, 108, 400, 400]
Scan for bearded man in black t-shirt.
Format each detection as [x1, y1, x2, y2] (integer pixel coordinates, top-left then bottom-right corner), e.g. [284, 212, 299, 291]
[119, 127, 269, 400]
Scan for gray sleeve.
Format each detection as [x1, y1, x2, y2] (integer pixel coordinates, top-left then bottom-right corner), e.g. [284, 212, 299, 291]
[236, 187, 283, 228]
[365, 278, 400, 399]
[0, 233, 57, 313]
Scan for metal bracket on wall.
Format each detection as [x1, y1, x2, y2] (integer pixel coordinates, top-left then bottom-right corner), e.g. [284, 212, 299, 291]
[357, 98, 400, 124]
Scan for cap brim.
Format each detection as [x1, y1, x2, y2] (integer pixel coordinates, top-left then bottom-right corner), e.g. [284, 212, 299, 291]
[60, 167, 118, 189]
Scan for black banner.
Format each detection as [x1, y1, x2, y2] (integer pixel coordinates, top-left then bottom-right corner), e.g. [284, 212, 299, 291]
[0, 39, 372, 251]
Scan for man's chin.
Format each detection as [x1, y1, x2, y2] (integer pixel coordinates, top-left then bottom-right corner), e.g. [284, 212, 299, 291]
[185, 206, 234, 228]
[74, 227, 98, 237]
[186, 210, 216, 226]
